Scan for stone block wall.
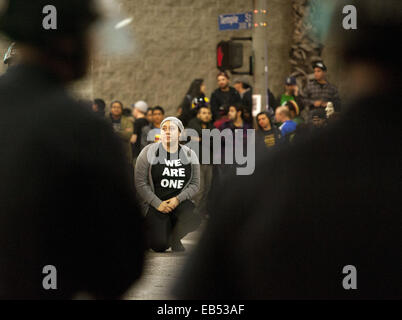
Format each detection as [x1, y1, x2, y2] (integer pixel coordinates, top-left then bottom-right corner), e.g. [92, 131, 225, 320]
[0, 1, 346, 114]
[92, 0, 294, 115]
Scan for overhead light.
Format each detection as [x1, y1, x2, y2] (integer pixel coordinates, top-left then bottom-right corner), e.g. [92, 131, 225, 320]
[114, 17, 133, 29]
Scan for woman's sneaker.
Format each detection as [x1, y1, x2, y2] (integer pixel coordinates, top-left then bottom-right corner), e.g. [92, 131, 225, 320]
[171, 239, 185, 252]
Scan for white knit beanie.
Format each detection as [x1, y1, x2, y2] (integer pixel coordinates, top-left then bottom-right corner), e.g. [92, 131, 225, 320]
[160, 117, 184, 133]
[133, 100, 148, 113]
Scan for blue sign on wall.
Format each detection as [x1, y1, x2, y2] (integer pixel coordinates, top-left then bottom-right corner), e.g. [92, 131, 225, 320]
[218, 12, 253, 31]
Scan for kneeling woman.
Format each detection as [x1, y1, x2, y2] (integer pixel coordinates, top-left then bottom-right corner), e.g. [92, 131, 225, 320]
[135, 117, 201, 252]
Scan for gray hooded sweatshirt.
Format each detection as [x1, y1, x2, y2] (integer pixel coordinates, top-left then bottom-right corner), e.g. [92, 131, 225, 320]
[134, 142, 200, 216]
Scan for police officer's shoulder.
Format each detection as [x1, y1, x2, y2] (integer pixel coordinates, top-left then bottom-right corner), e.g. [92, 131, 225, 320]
[40, 90, 116, 142]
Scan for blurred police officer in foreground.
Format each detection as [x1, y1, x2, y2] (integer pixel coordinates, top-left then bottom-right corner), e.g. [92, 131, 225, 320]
[175, 0, 401, 299]
[0, 0, 145, 299]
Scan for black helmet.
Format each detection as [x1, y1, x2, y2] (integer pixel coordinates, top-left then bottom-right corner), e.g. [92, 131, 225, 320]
[0, 0, 99, 45]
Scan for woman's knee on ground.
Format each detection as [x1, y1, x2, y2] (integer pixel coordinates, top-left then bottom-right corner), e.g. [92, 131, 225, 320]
[149, 240, 170, 253]
[174, 212, 202, 237]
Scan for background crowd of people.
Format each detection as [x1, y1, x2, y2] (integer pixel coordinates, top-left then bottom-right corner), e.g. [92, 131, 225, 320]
[85, 60, 341, 224]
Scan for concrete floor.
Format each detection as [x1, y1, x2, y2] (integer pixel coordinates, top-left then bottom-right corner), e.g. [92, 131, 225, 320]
[124, 227, 203, 300]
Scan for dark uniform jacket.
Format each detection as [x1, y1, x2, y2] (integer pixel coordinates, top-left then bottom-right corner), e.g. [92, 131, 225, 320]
[175, 92, 401, 299]
[0, 64, 145, 299]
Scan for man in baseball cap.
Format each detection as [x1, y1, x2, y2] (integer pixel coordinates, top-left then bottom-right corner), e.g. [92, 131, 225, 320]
[313, 61, 327, 71]
[303, 60, 341, 114]
[311, 108, 327, 128]
[279, 76, 304, 112]
[285, 76, 297, 86]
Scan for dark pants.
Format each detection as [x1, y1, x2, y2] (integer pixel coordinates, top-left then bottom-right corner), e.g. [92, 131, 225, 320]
[193, 164, 213, 217]
[145, 200, 201, 252]
[207, 164, 234, 216]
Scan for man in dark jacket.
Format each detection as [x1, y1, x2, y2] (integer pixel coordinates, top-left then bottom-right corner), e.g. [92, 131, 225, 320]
[187, 106, 215, 161]
[256, 111, 280, 151]
[0, 0, 145, 299]
[174, 1, 401, 299]
[233, 78, 253, 115]
[141, 106, 165, 149]
[187, 106, 214, 218]
[232, 78, 278, 117]
[131, 100, 150, 165]
[210, 71, 241, 121]
[303, 62, 341, 113]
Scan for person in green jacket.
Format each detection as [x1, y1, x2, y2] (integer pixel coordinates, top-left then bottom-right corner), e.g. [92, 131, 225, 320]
[279, 76, 305, 112]
[108, 100, 134, 165]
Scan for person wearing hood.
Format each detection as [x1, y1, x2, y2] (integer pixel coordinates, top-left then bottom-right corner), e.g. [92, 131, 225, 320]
[135, 117, 201, 252]
[92, 98, 106, 118]
[178, 78, 208, 127]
